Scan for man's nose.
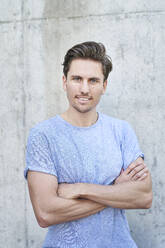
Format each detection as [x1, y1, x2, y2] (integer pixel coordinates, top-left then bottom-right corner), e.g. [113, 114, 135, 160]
[80, 80, 90, 94]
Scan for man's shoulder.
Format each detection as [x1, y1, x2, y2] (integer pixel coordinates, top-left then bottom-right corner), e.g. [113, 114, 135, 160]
[100, 113, 133, 138]
[29, 115, 59, 136]
[100, 112, 127, 128]
[100, 113, 135, 145]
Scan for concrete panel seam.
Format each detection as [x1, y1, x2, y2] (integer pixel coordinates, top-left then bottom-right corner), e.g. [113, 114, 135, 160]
[67, 10, 165, 19]
[21, 0, 28, 247]
[0, 10, 165, 24]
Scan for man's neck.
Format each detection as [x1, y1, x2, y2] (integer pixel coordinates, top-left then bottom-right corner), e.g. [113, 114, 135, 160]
[60, 109, 98, 127]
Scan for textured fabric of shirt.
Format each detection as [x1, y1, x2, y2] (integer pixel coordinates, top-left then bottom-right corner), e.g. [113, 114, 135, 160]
[24, 113, 144, 248]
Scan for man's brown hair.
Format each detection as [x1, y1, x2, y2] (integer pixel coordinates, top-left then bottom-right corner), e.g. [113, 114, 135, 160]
[62, 41, 113, 81]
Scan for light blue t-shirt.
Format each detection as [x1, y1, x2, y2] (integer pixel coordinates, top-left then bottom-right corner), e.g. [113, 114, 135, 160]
[25, 113, 144, 248]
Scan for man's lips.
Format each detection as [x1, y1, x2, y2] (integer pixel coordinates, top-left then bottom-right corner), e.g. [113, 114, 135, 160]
[75, 96, 93, 104]
[75, 96, 92, 101]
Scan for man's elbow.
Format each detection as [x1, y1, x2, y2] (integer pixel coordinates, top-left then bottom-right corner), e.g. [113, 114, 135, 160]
[36, 211, 50, 228]
[145, 191, 153, 209]
[141, 191, 153, 209]
[36, 210, 59, 228]
[141, 174, 153, 209]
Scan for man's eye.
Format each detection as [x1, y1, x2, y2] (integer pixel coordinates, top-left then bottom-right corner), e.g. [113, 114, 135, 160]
[90, 79, 98, 83]
[73, 77, 81, 82]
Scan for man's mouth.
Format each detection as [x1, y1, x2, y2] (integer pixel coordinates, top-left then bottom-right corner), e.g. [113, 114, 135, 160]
[76, 96, 92, 101]
[78, 98, 90, 101]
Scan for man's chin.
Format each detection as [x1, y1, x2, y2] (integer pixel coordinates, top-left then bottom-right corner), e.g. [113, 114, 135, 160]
[73, 106, 93, 114]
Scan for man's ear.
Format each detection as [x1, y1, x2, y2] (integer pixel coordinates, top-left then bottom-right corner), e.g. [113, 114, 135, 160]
[63, 75, 67, 91]
[102, 80, 108, 94]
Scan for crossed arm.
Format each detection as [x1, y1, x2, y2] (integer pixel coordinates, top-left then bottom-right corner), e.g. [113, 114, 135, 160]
[27, 157, 152, 228]
[28, 172, 105, 227]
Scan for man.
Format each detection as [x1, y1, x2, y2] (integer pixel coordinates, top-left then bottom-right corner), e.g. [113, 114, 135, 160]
[25, 41, 152, 248]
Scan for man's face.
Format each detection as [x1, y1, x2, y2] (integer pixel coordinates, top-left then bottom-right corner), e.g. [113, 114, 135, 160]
[63, 58, 107, 114]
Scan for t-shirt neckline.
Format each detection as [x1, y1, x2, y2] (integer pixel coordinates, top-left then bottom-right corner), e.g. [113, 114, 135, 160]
[56, 112, 101, 130]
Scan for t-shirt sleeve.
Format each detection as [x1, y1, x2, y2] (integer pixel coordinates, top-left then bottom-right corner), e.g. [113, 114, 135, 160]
[121, 121, 144, 170]
[24, 128, 58, 179]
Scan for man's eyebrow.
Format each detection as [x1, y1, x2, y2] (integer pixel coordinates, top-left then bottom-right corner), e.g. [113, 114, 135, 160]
[71, 75, 82, 78]
[89, 77, 101, 80]
[70, 75, 101, 81]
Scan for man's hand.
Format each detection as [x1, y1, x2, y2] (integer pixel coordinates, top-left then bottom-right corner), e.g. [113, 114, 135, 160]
[115, 158, 149, 185]
[58, 183, 81, 199]
[76, 157, 152, 209]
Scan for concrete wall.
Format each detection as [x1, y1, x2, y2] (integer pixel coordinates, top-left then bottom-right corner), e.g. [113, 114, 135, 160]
[0, 1, 164, 247]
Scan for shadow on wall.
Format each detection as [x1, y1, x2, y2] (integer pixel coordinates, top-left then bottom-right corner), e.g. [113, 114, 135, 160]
[42, 1, 67, 117]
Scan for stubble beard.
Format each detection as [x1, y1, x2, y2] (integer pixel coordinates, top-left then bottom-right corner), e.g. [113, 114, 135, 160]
[71, 97, 101, 114]
[72, 103, 93, 113]
[67, 92, 101, 114]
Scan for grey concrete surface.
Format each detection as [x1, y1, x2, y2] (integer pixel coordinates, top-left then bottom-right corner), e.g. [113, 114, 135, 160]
[0, 0, 22, 22]
[24, 0, 165, 19]
[0, 1, 165, 247]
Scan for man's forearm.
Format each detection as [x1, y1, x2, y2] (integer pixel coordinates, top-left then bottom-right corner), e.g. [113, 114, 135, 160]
[57, 158, 152, 210]
[58, 175, 152, 209]
[39, 196, 106, 227]
[78, 174, 152, 209]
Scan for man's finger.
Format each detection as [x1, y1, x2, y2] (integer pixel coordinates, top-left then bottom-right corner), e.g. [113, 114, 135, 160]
[132, 167, 149, 180]
[128, 163, 146, 178]
[125, 162, 145, 175]
[137, 173, 148, 181]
